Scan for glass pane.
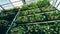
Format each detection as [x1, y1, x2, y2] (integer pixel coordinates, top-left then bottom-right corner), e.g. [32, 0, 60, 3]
[2, 4, 14, 9]
[0, 7, 2, 10]
[13, 1, 23, 7]
[10, 0, 20, 2]
[57, 5, 60, 10]
[25, 0, 37, 4]
[0, 0, 10, 5]
[55, 0, 60, 7]
[50, 0, 54, 5]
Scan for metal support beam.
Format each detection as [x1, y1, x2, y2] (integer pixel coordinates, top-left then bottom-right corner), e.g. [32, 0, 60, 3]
[1, 1, 21, 6]
[56, 1, 60, 8]
[9, 0, 14, 7]
[54, 0, 58, 7]
[0, 5, 5, 10]
[5, 9, 21, 34]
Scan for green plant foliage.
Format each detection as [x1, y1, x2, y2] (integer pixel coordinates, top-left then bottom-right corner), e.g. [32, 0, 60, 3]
[41, 6, 56, 12]
[10, 23, 59, 34]
[8, 0, 60, 34]
[46, 12, 56, 20]
[15, 16, 28, 23]
[21, 10, 28, 16]
[46, 11, 60, 20]
[22, 16, 28, 22]
[0, 8, 19, 31]
[28, 2, 38, 9]
[29, 14, 35, 22]
[21, 2, 38, 11]
[28, 8, 41, 14]
[21, 4, 28, 11]
[37, 0, 50, 8]
[28, 9, 36, 14]
[34, 8, 41, 13]
[18, 8, 41, 16]
[0, 8, 19, 21]
[1, 0, 60, 34]
[0, 7, 19, 34]
[35, 14, 45, 21]
[15, 17, 22, 23]
[0, 13, 8, 19]
[0, 20, 9, 26]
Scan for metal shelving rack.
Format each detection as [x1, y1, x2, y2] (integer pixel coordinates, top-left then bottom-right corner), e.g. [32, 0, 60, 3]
[0, 0, 60, 34]
[5, 0, 60, 34]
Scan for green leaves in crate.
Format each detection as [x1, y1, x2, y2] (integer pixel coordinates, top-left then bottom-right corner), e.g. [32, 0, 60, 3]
[18, 26, 26, 33]
[21, 2, 38, 11]
[41, 6, 56, 12]
[55, 11, 60, 19]
[11, 26, 27, 34]
[28, 25, 34, 30]
[19, 8, 41, 16]
[22, 16, 28, 22]
[28, 8, 40, 14]
[35, 14, 45, 21]
[21, 10, 28, 15]
[21, 4, 28, 11]
[29, 14, 35, 22]
[15, 17, 22, 23]
[34, 8, 41, 13]
[37, 0, 50, 8]
[0, 13, 8, 19]
[0, 20, 9, 26]
[46, 12, 56, 20]
[0, 8, 18, 21]
[28, 2, 38, 9]
[10, 23, 60, 34]
[15, 16, 28, 23]
[46, 12, 60, 20]
[28, 10, 33, 14]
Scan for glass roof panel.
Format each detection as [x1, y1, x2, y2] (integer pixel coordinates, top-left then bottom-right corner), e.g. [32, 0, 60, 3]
[2, 4, 14, 9]
[10, 0, 20, 2]
[0, 7, 2, 10]
[13, 1, 23, 7]
[55, 0, 60, 7]
[0, 0, 60, 10]
[25, 0, 37, 4]
[0, 0, 23, 9]
[50, 0, 60, 10]
[57, 5, 60, 10]
[0, 0, 10, 5]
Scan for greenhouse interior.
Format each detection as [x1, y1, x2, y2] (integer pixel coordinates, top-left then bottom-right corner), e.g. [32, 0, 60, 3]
[0, 0, 60, 34]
